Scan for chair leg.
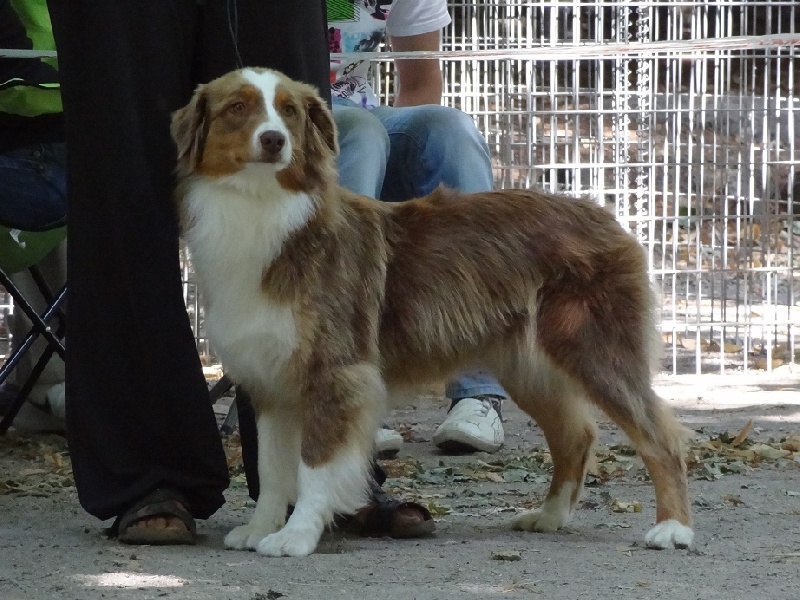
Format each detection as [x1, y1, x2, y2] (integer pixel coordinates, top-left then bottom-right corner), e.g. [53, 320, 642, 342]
[208, 374, 239, 434]
[0, 269, 67, 433]
[0, 270, 67, 360]
[209, 374, 234, 403]
[220, 399, 239, 436]
[28, 265, 67, 330]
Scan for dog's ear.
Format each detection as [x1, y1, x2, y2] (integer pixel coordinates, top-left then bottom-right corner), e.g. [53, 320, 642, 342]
[303, 88, 339, 158]
[171, 86, 210, 171]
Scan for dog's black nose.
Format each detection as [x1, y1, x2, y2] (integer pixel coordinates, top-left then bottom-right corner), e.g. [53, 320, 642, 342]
[259, 130, 286, 153]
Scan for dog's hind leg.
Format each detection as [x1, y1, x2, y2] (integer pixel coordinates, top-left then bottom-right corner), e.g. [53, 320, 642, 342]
[255, 363, 385, 557]
[225, 403, 301, 551]
[536, 276, 694, 549]
[510, 378, 597, 534]
[580, 383, 693, 549]
[615, 396, 693, 549]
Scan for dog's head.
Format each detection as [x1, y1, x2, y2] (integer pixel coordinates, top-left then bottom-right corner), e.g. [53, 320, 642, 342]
[171, 68, 338, 193]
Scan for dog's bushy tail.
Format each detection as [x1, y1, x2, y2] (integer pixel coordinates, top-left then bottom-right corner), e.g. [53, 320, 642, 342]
[534, 225, 687, 454]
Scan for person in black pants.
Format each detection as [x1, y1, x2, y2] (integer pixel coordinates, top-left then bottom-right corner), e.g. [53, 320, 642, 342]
[46, 0, 329, 544]
[47, 0, 432, 545]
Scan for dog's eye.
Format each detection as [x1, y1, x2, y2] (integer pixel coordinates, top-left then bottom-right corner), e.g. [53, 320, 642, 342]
[228, 102, 246, 114]
[282, 104, 297, 117]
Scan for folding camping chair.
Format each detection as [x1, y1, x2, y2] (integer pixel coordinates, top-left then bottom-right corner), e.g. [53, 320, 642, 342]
[0, 221, 67, 434]
[1, 218, 239, 435]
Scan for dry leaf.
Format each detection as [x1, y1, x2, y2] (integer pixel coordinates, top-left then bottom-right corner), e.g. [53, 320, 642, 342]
[722, 494, 745, 507]
[611, 499, 642, 513]
[731, 420, 754, 447]
[491, 550, 522, 561]
[781, 435, 800, 452]
[751, 444, 791, 460]
[44, 451, 63, 471]
[426, 501, 451, 516]
[17, 468, 48, 477]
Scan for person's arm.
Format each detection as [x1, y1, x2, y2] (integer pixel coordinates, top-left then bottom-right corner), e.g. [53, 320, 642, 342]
[389, 31, 442, 107]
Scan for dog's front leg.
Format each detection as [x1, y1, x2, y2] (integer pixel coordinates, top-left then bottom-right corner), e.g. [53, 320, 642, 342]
[225, 406, 301, 551]
[255, 363, 385, 557]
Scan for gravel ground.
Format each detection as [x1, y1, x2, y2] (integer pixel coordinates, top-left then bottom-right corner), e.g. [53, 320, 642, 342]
[1, 372, 799, 600]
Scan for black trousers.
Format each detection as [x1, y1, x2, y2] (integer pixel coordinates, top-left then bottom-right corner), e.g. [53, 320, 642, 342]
[47, 0, 330, 521]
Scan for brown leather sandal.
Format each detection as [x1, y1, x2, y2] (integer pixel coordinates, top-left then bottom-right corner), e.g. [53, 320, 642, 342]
[111, 488, 197, 545]
[339, 480, 435, 539]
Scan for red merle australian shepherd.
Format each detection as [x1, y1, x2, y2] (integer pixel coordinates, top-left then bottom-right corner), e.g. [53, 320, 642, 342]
[170, 67, 694, 557]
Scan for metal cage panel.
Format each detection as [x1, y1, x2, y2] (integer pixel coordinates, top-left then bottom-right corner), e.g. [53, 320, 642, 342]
[381, 1, 799, 375]
[5, 2, 798, 379]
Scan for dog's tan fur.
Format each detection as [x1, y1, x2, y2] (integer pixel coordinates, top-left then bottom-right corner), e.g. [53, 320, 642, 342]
[171, 68, 693, 557]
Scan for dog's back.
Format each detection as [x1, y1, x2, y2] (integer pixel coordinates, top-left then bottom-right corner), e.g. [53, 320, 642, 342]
[377, 186, 650, 384]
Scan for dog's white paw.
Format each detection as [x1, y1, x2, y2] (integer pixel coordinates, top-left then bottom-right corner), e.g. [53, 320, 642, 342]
[224, 523, 279, 551]
[645, 519, 694, 549]
[512, 506, 569, 533]
[256, 528, 319, 557]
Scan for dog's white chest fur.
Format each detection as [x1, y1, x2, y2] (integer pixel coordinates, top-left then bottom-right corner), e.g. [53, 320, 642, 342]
[183, 172, 313, 397]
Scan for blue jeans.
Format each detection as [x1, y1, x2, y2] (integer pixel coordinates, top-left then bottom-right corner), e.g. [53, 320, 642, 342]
[332, 99, 507, 403]
[0, 142, 67, 396]
[0, 143, 67, 230]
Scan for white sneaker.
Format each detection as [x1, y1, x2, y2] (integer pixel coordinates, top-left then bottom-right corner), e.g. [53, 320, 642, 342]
[43, 382, 66, 420]
[432, 396, 504, 453]
[374, 426, 403, 458]
[12, 383, 66, 433]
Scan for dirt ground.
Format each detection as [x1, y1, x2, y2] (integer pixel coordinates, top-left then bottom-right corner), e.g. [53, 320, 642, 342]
[1, 372, 799, 600]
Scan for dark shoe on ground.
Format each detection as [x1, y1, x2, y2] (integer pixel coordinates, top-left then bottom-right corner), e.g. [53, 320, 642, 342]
[111, 488, 197, 545]
[338, 480, 435, 538]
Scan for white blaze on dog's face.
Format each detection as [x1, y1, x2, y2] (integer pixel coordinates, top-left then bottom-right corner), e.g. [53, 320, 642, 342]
[241, 69, 295, 169]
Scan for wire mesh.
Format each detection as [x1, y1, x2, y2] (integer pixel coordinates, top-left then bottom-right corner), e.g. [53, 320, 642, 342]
[3, 2, 798, 379]
[183, 1, 800, 376]
[433, 1, 799, 375]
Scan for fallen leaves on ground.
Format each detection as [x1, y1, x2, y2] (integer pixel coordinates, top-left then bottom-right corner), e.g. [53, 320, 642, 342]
[0, 433, 73, 496]
[377, 421, 799, 515]
[687, 421, 800, 480]
[2, 421, 797, 509]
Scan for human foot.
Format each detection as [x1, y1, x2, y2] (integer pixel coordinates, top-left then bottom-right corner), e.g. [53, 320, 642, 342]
[113, 488, 197, 545]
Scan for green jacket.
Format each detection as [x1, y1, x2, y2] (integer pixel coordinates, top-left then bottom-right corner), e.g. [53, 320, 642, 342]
[0, 0, 61, 118]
